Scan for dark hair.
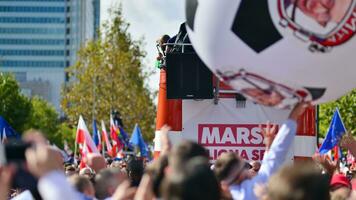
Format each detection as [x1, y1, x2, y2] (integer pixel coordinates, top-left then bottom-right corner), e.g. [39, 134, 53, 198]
[214, 152, 242, 181]
[162, 157, 220, 200]
[145, 155, 169, 198]
[126, 158, 144, 187]
[267, 163, 330, 200]
[169, 140, 209, 170]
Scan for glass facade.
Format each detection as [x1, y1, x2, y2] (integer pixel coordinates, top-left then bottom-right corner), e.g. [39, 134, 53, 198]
[0, 50, 64, 56]
[0, 28, 65, 34]
[0, 0, 66, 69]
[0, 6, 65, 12]
[0, 39, 65, 45]
[0, 0, 64, 1]
[1, 60, 65, 67]
[0, 17, 65, 23]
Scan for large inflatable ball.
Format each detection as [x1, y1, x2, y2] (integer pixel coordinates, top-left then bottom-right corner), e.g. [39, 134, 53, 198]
[185, 0, 356, 109]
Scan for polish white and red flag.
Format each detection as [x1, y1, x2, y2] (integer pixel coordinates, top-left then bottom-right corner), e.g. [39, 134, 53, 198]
[76, 115, 99, 154]
[79, 140, 89, 169]
[101, 120, 112, 153]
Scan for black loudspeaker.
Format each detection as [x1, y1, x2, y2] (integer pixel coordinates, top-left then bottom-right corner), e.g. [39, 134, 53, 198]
[166, 52, 213, 99]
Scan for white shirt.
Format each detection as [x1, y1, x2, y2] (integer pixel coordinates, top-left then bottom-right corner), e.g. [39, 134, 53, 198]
[230, 119, 297, 200]
[38, 171, 81, 200]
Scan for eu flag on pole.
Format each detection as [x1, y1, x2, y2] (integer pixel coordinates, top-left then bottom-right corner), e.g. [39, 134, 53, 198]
[319, 109, 347, 154]
[129, 124, 148, 157]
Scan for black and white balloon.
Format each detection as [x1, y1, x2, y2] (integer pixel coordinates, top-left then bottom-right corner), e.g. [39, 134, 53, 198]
[185, 0, 356, 108]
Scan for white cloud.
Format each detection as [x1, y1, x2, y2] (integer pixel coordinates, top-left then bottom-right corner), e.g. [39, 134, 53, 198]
[101, 0, 185, 94]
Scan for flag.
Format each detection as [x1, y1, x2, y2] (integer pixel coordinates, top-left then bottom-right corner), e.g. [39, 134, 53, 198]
[79, 140, 89, 169]
[319, 109, 347, 154]
[76, 115, 98, 154]
[0, 116, 19, 140]
[1, 128, 7, 144]
[130, 124, 149, 157]
[101, 120, 112, 153]
[119, 126, 134, 150]
[110, 115, 123, 155]
[92, 119, 102, 151]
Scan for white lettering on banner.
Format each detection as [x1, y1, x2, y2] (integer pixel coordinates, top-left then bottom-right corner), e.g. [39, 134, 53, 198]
[201, 127, 221, 144]
[198, 124, 278, 161]
[207, 146, 266, 161]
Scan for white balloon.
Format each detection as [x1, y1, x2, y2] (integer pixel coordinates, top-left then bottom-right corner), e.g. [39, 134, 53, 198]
[186, 0, 356, 109]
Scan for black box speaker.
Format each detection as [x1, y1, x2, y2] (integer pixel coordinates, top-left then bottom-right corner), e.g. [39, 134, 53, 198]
[166, 52, 213, 99]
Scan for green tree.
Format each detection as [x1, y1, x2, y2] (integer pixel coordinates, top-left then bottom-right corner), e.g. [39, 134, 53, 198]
[24, 97, 61, 144]
[0, 73, 32, 133]
[319, 89, 356, 137]
[62, 8, 156, 141]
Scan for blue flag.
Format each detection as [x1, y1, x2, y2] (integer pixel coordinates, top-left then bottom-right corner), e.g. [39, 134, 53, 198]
[319, 109, 347, 154]
[129, 124, 148, 157]
[0, 116, 19, 141]
[119, 127, 133, 150]
[92, 119, 100, 147]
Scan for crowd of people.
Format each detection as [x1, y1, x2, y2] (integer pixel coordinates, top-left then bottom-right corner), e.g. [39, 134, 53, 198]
[0, 102, 356, 200]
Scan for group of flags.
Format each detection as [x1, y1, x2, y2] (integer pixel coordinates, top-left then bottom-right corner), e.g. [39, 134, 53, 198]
[75, 115, 149, 165]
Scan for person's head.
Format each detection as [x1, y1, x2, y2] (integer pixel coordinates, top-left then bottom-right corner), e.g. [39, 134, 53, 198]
[330, 173, 352, 199]
[242, 88, 284, 106]
[169, 140, 209, 171]
[162, 157, 220, 200]
[126, 157, 144, 187]
[266, 163, 329, 200]
[94, 168, 127, 199]
[158, 34, 171, 52]
[214, 152, 251, 185]
[85, 153, 106, 173]
[65, 165, 77, 176]
[79, 167, 95, 180]
[290, 0, 351, 26]
[68, 175, 95, 198]
[145, 155, 169, 198]
[110, 160, 121, 169]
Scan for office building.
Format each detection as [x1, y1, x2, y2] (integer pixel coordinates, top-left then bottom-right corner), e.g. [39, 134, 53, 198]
[0, 0, 100, 111]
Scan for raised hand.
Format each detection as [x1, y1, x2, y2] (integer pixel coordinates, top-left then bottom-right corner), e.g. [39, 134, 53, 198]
[312, 153, 338, 175]
[25, 145, 63, 177]
[112, 180, 137, 200]
[288, 102, 311, 121]
[160, 124, 172, 156]
[134, 174, 154, 200]
[260, 122, 278, 151]
[0, 165, 15, 200]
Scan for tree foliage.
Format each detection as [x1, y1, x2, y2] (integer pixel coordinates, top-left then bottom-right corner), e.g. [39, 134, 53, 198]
[62, 8, 156, 141]
[319, 89, 356, 136]
[0, 73, 32, 133]
[24, 97, 60, 144]
[0, 74, 66, 146]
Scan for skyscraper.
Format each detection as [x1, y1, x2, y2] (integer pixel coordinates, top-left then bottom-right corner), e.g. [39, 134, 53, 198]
[0, 0, 100, 111]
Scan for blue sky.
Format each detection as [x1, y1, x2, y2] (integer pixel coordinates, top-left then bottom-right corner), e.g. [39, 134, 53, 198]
[101, 0, 185, 94]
